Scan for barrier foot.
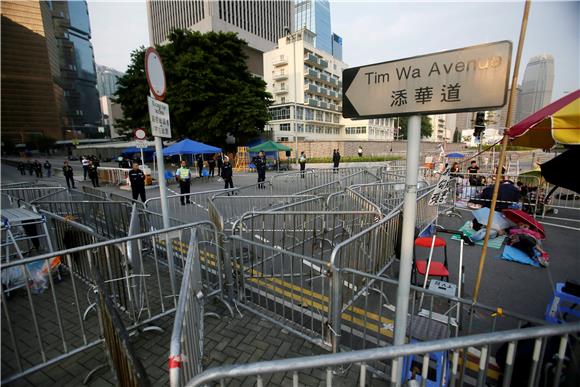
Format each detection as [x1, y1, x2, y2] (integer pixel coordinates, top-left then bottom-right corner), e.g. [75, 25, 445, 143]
[204, 312, 221, 320]
[83, 364, 107, 385]
[141, 325, 164, 334]
[82, 303, 96, 321]
[216, 298, 235, 317]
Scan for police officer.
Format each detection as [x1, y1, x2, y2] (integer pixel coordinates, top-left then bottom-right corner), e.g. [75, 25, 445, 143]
[63, 161, 75, 189]
[88, 160, 99, 187]
[44, 160, 52, 177]
[221, 156, 234, 190]
[207, 156, 216, 177]
[129, 163, 146, 202]
[196, 154, 204, 178]
[254, 150, 267, 189]
[17, 161, 26, 175]
[175, 160, 192, 205]
[216, 153, 223, 176]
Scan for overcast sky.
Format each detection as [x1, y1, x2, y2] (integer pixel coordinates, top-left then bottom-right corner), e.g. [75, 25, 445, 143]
[88, 0, 578, 99]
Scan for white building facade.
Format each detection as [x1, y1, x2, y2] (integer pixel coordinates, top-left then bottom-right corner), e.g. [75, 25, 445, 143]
[264, 29, 394, 142]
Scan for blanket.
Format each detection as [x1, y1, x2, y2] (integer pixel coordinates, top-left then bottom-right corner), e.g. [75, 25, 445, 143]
[498, 245, 540, 268]
[451, 221, 506, 249]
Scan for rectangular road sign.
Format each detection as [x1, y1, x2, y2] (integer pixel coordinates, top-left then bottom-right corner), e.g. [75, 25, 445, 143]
[135, 139, 147, 148]
[342, 41, 512, 119]
[147, 96, 172, 138]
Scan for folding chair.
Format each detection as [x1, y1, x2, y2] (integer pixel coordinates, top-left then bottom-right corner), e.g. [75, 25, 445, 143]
[412, 236, 449, 285]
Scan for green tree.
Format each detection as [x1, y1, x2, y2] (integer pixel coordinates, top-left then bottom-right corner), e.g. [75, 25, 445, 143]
[29, 135, 56, 154]
[115, 30, 273, 144]
[396, 116, 433, 139]
[453, 127, 462, 143]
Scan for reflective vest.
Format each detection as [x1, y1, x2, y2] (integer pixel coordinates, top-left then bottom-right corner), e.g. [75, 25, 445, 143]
[177, 167, 190, 180]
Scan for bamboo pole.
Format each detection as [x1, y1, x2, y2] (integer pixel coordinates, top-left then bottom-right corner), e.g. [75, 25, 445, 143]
[472, 0, 532, 303]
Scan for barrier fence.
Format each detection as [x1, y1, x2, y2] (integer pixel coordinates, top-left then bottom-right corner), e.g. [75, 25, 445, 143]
[0, 219, 219, 384]
[539, 184, 580, 230]
[0, 186, 66, 205]
[185, 322, 580, 387]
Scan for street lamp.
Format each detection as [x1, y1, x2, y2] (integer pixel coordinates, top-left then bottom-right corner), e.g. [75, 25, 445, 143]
[284, 26, 299, 165]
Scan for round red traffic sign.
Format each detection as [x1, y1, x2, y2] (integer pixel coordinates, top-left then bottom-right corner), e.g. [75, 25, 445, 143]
[134, 128, 147, 140]
[144, 47, 166, 101]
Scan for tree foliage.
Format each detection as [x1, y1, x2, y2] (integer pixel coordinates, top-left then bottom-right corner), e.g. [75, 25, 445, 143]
[396, 116, 433, 139]
[115, 30, 272, 144]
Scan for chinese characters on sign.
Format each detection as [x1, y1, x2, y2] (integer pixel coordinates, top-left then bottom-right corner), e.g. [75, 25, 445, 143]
[342, 41, 512, 118]
[147, 96, 172, 138]
[428, 168, 452, 206]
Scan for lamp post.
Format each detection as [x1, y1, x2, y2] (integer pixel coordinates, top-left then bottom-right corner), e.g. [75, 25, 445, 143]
[284, 26, 299, 165]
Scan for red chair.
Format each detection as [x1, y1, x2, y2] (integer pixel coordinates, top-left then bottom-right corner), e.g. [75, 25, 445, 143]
[413, 236, 449, 284]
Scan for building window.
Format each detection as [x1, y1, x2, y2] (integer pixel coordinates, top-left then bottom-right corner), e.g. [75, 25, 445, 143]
[281, 97, 286, 103]
[270, 106, 290, 120]
[305, 109, 314, 120]
[345, 126, 367, 135]
[297, 123, 304, 132]
[315, 111, 323, 121]
[295, 107, 303, 119]
[279, 123, 291, 131]
[279, 137, 289, 142]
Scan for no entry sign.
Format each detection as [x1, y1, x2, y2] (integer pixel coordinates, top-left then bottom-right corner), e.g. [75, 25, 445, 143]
[342, 41, 512, 118]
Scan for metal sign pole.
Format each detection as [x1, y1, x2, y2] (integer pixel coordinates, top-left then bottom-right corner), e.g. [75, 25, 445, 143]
[392, 115, 421, 384]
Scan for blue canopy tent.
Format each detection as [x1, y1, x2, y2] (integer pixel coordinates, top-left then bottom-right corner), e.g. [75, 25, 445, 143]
[121, 147, 155, 162]
[161, 139, 222, 156]
[446, 152, 465, 158]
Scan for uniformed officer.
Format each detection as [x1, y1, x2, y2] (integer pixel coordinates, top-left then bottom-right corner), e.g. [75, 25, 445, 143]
[88, 160, 99, 187]
[63, 161, 75, 189]
[221, 156, 234, 191]
[175, 160, 192, 205]
[129, 163, 146, 202]
[254, 150, 267, 189]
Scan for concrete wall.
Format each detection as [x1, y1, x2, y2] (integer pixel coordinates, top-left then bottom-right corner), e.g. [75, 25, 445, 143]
[279, 140, 468, 158]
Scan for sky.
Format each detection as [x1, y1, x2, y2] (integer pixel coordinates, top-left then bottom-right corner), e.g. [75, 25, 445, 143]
[87, 0, 579, 99]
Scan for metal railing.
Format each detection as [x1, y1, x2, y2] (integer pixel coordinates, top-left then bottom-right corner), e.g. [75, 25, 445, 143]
[0, 186, 66, 205]
[144, 188, 227, 224]
[185, 322, 580, 387]
[539, 184, 580, 230]
[169, 230, 205, 387]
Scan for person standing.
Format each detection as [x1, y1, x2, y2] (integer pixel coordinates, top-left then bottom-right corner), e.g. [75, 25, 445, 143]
[17, 161, 26, 175]
[81, 156, 89, 180]
[26, 160, 34, 176]
[129, 163, 146, 202]
[207, 156, 216, 177]
[44, 160, 52, 177]
[216, 153, 223, 176]
[254, 151, 267, 189]
[175, 160, 192, 205]
[299, 151, 307, 178]
[195, 154, 204, 178]
[63, 161, 75, 189]
[34, 160, 43, 178]
[88, 160, 99, 187]
[467, 160, 480, 186]
[332, 149, 341, 173]
[358, 146, 363, 158]
[221, 156, 234, 190]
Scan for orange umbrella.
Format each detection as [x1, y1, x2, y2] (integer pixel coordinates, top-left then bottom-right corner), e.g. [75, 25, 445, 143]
[508, 90, 580, 149]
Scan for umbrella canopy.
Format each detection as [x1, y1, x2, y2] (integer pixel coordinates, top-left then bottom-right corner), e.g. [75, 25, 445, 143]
[248, 140, 292, 153]
[508, 90, 580, 149]
[472, 207, 515, 230]
[162, 139, 221, 156]
[502, 209, 545, 239]
[539, 148, 580, 194]
[518, 169, 544, 186]
[446, 152, 465, 158]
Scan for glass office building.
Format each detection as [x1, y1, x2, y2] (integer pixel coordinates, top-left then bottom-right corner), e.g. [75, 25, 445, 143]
[295, 0, 332, 55]
[331, 33, 342, 61]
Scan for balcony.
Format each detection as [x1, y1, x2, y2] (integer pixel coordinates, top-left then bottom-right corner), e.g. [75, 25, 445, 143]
[319, 73, 329, 83]
[273, 57, 288, 66]
[305, 68, 319, 80]
[329, 78, 338, 86]
[319, 59, 329, 68]
[272, 71, 288, 81]
[319, 101, 328, 109]
[304, 53, 318, 66]
[273, 87, 288, 95]
[329, 103, 336, 111]
[328, 90, 337, 98]
[304, 84, 318, 93]
[308, 99, 319, 107]
[336, 105, 342, 112]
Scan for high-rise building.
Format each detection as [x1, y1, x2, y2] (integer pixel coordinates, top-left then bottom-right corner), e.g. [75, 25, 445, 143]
[51, 1, 102, 138]
[97, 65, 124, 98]
[1, 0, 63, 142]
[263, 29, 394, 142]
[146, 0, 293, 76]
[516, 54, 554, 122]
[331, 32, 342, 61]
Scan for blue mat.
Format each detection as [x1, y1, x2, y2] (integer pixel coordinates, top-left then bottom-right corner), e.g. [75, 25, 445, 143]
[451, 221, 506, 249]
[498, 245, 540, 267]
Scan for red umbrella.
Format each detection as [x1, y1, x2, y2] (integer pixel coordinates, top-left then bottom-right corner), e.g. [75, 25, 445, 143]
[502, 209, 545, 239]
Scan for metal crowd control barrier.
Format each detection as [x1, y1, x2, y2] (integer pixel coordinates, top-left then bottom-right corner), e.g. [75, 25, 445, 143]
[0, 186, 66, 205]
[94, 166, 131, 186]
[539, 184, 580, 230]
[185, 322, 580, 387]
[169, 230, 207, 387]
[270, 167, 371, 195]
[94, 270, 151, 387]
[145, 188, 227, 224]
[0, 219, 220, 384]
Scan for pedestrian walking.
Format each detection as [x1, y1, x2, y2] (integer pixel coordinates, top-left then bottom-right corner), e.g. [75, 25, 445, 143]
[254, 151, 267, 189]
[26, 160, 34, 176]
[81, 157, 89, 180]
[299, 152, 307, 178]
[332, 149, 341, 173]
[216, 153, 223, 176]
[358, 146, 363, 158]
[63, 161, 75, 189]
[17, 161, 26, 175]
[34, 160, 43, 178]
[196, 154, 204, 178]
[221, 156, 234, 190]
[207, 156, 216, 177]
[44, 160, 52, 177]
[175, 160, 192, 205]
[128, 163, 146, 202]
[88, 160, 99, 187]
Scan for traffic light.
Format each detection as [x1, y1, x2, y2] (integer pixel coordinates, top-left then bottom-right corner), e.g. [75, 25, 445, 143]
[473, 112, 485, 139]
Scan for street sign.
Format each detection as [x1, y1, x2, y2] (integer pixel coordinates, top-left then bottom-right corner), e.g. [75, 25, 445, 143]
[428, 168, 452, 206]
[145, 47, 166, 101]
[134, 128, 147, 148]
[342, 41, 512, 119]
[147, 96, 171, 138]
